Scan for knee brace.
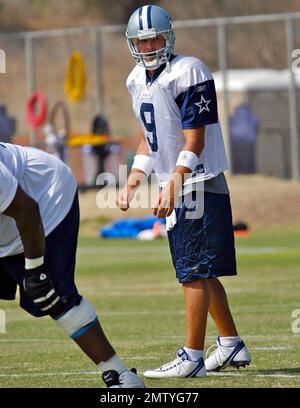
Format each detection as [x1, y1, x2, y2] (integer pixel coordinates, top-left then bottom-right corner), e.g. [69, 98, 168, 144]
[56, 298, 98, 340]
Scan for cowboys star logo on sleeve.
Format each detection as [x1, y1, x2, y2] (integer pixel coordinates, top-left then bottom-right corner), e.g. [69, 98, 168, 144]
[176, 78, 218, 128]
[194, 95, 211, 114]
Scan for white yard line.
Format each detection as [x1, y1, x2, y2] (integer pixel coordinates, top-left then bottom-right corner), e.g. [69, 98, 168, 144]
[0, 339, 67, 343]
[77, 247, 168, 254]
[0, 370, 299, 380]
[1, 305, 294, 323]
[208, 372, 300, 379]
[236, 247, 285, 254]
[254, 346, 290, 350]
[77, 246, 292, 255]
[0, 335, 296, 343]
[0, 371, 99, 378]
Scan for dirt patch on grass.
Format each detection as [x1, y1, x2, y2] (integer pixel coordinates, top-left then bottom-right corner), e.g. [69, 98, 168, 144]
[227, 175, 300, 228]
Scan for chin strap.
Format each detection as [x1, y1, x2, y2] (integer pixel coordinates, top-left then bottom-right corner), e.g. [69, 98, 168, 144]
[166, 59, 171, 73]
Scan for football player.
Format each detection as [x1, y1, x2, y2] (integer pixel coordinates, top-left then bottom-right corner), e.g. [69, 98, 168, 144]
[118, 4, 251, 378]
[0, 142, 144, 388]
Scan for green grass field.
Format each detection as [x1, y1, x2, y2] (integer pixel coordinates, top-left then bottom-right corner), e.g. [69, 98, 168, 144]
[0, 228, 300, 388]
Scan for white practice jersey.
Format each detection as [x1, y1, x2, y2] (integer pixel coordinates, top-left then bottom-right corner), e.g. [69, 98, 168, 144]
[0, 143, 77, 257]
[127, 54, 228, 187]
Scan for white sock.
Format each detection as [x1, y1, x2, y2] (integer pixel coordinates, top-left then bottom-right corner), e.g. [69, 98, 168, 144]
[97, 354, 127, 374]
[219, 336, 241, 347]
[183, 346, 203, 362]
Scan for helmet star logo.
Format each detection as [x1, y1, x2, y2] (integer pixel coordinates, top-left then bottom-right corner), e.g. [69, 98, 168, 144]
[194, 95, 211, 114]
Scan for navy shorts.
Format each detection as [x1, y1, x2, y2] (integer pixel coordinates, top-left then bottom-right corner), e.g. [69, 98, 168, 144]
[167, 191, 237, 283]
[0, 193, 82, 317]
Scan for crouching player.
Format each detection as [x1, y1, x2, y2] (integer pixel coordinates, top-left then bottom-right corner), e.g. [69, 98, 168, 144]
[0, 142, 144, 388]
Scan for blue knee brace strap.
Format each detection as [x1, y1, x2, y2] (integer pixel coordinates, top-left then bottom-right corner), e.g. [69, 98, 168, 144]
[56, 298, 98, 339]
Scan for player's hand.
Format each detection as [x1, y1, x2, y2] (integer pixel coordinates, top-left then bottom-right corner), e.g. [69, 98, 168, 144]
[23, 265, 66, 318]
[153, 186, 175, 218]
[117, 171, 146, 211]
[117, 187, 132, 211]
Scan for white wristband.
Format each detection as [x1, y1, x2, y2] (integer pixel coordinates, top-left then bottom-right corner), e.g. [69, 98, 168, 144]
[25, 256, 44, 270]
[176, 150, 199, 171]
[131, 154, 153, 177]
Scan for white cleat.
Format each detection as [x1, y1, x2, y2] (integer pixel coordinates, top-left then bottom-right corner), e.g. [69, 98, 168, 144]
[205, 337, 251, 372]
[144, 348, 206, 379]
[102, 368, 145, 388]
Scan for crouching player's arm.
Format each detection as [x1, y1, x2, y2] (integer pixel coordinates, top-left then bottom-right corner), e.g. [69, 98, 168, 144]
[3, 186, 65, 317]
[154, 127, 205, 218]
[117, 136, 153, 211]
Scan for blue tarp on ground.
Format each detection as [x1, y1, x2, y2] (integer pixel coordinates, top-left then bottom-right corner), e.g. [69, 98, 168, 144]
[100, 216, 166, 239]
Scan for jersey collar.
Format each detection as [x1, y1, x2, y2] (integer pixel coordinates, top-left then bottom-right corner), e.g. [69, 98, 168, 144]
[145, 54, 177, 85]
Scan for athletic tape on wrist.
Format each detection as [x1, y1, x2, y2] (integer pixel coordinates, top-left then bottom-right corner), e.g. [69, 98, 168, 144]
[176, 150, 199, 171]
[25, 256, 44, 270]
[131, 154, 153, 177]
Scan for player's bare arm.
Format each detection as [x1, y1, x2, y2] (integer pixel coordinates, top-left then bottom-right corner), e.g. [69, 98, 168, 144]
[2, 184, 66, 317]
[154, 127, 205, 218]
[2, 185, 45, 259]
[117, 136, 151, 211]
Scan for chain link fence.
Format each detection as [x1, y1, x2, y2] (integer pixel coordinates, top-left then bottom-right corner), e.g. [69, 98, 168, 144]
[1, 12, 300, 182]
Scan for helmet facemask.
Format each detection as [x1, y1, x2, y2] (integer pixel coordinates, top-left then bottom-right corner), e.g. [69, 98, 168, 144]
[126, 26, 175, 70]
